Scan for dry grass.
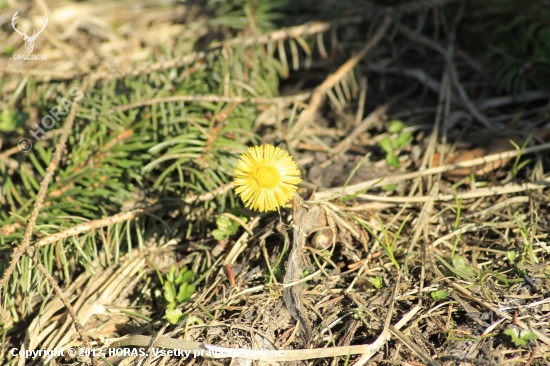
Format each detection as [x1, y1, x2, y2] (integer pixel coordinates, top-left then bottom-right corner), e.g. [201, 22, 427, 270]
[1, 0, 550, 365]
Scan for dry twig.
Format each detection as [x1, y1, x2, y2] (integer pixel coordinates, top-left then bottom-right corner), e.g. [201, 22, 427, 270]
[288, 15, 393, 136]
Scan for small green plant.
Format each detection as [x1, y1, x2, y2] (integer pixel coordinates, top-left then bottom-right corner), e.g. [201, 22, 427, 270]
[434, 254, 477, 282]
[506, 250, 517, 265]
[351, 305, 373, 329]
[340, 153, 370, 201]
[349, 213, 408, 270]
[431, 290, 450, 301]
[513, 211, 538, 264]
[382, 184, 397, 192]
[452, 256, 476, 278]
[160, 265, 196, 325]
[353, 305, 366, 319]
[368, 276, 383, 289]
[509, 137, 532, 178]
[164, 308, 187, 325]
[344, 351, 352, 366]
[379, 120, 413, 167]
[212, 213, 248, 240]
[504, 327, 537, 346]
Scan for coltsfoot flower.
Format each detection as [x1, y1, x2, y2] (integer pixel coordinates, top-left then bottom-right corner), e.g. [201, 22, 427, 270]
[234, 144, 301, 212]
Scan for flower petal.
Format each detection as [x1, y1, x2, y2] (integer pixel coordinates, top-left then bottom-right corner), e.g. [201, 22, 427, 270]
[233, 143, 301, 212]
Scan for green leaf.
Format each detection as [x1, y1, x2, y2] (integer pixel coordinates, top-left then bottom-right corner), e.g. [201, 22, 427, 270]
[505, 327, 526, 346]
[434, 254, 476, 281]
[164, 308, 187, 325]
[163, 281, 176, 303]
[388, 120, 404, 133]
[379, 137, 394, 153]
[176, 283, 195, 302]
[506, 250, 517, 265]
[187, 315, 205, 326]
[368, 276, 383, 289]
[176, 267, 195, 285]
[167, 265, 177, 284]
[520, 329, 537, 341]
[0, 110, 16, 131]
[431, 290, 449, 300]
[503, 327, 537, 346]
[451, 256, 477, 278]
[226, 218, 241, 235]
[216, 216, 231, 231]
[212, 215, 246, 240]
[212, 229, 228, 240]
[382, 184, 397, 192]
[386, 153, 400, 167]
[504, 327, 520, 338]
[394, 131, 413, 149]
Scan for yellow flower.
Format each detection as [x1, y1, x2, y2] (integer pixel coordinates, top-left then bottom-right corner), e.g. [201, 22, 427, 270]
[234, 144, 301, 212]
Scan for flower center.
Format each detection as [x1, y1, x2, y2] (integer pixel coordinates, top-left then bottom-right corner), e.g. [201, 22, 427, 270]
[254, 166, 280, 188]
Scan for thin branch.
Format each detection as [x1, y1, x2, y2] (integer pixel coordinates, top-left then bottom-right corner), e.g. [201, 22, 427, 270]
[0, 146, 22, 161]
[34, 260, 97, 366]
[288, 15, 393, 136]
[366, 65, 462, 106]
[331, 105, 387, 155]
[105, 93, 311, 115]
[353, 179, 550, 202]
[478, 91, 550, 110]
[35, 183, 234, 248]
[314, 141, 550, 199]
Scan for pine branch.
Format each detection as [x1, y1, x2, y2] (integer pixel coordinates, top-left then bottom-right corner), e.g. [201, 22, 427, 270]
[0, 81, 87, 295]
[105, 92, 311, 115]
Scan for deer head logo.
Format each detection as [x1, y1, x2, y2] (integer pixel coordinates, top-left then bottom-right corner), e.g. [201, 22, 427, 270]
[11, 11, 48, 54]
